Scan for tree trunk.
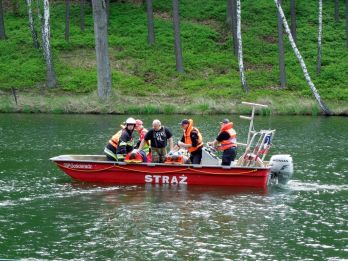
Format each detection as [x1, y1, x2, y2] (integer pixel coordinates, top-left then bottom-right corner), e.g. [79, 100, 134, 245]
[0, 0, 6, 39]
[231, 0, 238, 56]
[80, 0, 85, 31]
[146, 0, 155, 44]
[106, 0, 110, 25]
[226, 0, 232, 26]
[42, 0, 57, 88]
[12, 0, 19, 15]
[26, 0, 39, 48]
[290, 0, 296, 43]
[92, 0, 112, 99]
[274, 0, 331, 115]
[227, 0, 238, 56]
[346, 0, 348, 48]
[172, 0, 184, 72]
[236, 0, 248, 93]
[335, 0, 339, 22]
[277, 0, 286, 89]
[317, 0, 322, 74]
[65, 0, 70, 41]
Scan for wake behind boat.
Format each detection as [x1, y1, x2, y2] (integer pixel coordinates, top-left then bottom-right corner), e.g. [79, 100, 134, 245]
[50, 102, 294, 188]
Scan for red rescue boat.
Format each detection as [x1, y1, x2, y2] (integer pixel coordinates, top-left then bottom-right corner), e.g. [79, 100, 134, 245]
[50, 155, 272, 188]
[50, 102, 294, 188]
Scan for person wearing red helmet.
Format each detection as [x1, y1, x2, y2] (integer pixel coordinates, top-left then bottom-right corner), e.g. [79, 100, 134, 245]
[134, 119, 150, 162]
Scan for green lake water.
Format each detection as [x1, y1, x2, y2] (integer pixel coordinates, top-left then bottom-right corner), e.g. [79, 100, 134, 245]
[0, 114, 347, 260]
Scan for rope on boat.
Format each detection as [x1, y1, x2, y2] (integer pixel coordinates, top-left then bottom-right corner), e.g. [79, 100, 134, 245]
[189, 168, 258, 175]
[56, 163, 259, 175]
[56, 162, 189, 174]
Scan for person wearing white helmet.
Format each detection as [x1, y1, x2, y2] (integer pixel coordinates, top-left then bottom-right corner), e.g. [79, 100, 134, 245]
[104, 117, 136, 161]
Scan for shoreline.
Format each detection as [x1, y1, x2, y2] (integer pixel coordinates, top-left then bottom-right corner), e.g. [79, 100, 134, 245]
[1, 89, 347, 116]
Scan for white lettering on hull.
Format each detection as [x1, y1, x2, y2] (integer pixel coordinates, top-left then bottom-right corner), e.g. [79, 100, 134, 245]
[145, 175, 188, 184]
[63, 163, 92, 169]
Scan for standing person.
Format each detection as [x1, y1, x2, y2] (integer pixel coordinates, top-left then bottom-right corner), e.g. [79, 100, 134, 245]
[138, 119, 174, 163]
[207, 119, 237, 166]
[134, 119, 150, 162]
[104, 117, 136, 161]
[177, 119, 203, 164]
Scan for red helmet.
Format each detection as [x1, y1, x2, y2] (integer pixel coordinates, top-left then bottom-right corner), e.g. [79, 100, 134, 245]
[135, 119, 143, 127]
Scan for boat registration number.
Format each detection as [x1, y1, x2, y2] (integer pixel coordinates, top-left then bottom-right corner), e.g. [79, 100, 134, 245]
[145, 175, 188, 184]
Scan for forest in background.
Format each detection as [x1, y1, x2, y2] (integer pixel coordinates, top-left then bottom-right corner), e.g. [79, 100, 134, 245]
[0, 0, 347, 115]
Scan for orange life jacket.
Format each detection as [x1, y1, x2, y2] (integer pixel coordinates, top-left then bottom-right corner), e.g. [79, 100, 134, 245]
[108, 129, 123, 148]
[183, 119, 203, 153]
[217, 122, 237, 151]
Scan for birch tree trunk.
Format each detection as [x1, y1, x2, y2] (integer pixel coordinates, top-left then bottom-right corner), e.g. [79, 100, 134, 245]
[335, 0, 339, 22]
[146, 0, 155, 44]
[274, 0, 331, 115]
[290, 0, 296, 43]
[172, 0, 184, 72]
[26, 0, 39, 48]
[42, 0, 57, 88]
[317, 0, 322, 74]
[236, 0, 248, 92]
[80, 0, 85, 31]
[277, 0, 286, 89]
[0, 0, 6, 39]
[92, 0, 112, 99]
[65, 0, 70, 41]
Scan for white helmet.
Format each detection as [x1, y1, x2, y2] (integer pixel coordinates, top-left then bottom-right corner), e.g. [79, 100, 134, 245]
[125, 117, 136, 125]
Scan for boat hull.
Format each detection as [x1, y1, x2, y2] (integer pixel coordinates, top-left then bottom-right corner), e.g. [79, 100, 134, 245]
[50, 155, 272, 188]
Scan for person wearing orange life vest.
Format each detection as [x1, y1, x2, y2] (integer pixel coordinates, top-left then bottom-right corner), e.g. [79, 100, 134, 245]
[104, 117, 136, 161]
[177, 119, 203, 164]
[207, 118, 237, 166]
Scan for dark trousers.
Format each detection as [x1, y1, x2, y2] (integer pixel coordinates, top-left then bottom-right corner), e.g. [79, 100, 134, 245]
[190, 148, 202, 164]
[151, 147, 167, 163]
[222, 147, 237, 166]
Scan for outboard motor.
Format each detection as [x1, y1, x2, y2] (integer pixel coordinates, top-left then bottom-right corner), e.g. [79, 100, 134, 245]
[270, 155, 293, 184]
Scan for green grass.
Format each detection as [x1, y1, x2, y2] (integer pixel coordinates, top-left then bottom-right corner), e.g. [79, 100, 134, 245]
[0, 0, 347, 110]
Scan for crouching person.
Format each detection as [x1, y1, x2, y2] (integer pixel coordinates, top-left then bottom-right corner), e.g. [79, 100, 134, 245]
[104, 118, 136, 161]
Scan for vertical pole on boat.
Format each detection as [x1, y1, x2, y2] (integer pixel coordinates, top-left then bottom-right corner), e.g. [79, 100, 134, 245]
[240, 102, 269, 147]
[246, 106, 255, 146]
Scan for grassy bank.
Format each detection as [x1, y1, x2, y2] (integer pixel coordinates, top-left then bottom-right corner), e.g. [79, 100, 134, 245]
[0, 0, 347, 115]
[1, 89, 347, 115]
